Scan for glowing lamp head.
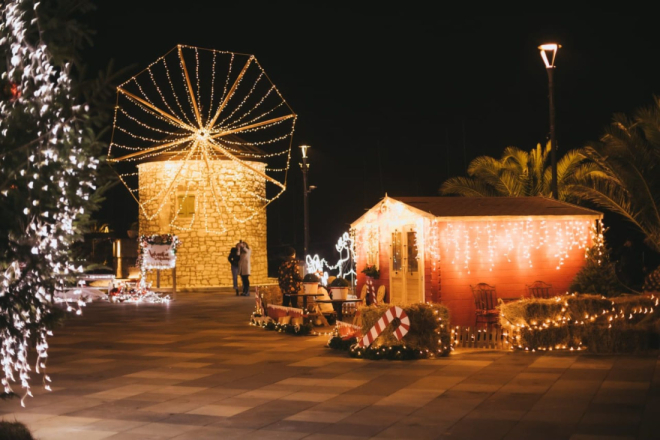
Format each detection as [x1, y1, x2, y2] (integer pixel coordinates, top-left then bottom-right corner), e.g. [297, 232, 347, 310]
[299, 144, 310, 159]
[539, 43, 561, 68]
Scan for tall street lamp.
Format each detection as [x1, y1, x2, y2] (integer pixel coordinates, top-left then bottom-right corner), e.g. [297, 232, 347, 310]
[539, 43, 561, 200]
[299, 145, 313, 257]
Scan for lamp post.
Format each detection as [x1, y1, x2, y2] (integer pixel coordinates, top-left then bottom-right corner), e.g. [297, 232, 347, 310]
[300, 145, 311, 257]
[539, 43, 561, 200]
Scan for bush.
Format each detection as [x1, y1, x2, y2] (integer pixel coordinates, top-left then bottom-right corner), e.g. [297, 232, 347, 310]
[499, 294, 660, 353]
[251, 317, 313, 336]
[303, 273, 319, 283]
[361, 264, 380, 279]
[328, 336, 357, 350]
[0, 421, 34, 440]
[328, 303, 451, 359]
[329, 277, 349, 287]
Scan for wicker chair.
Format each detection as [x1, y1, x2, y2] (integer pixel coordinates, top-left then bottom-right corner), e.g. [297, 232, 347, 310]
[526, 281, 553, 299]
[470, 283, 499, 326]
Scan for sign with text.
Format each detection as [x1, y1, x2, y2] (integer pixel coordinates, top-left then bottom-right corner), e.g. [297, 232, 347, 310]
[143, 243, 176, 269]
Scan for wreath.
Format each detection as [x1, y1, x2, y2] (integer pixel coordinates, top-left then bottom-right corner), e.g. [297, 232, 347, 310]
[137, 234, 182, 271]
[140, 234, 181, 252]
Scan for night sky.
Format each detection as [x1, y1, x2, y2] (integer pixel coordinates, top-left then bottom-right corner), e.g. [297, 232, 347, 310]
[85, 11, 660, 262]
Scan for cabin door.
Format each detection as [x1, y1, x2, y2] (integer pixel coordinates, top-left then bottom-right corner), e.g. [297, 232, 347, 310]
[389, 225, 422, 304]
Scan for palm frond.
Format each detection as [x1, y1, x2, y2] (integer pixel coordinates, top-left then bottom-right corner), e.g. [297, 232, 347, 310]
[439, 177, 500, 197]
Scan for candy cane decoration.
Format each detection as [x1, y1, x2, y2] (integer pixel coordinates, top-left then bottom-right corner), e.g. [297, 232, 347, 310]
[358, 306, 410, 347]
[255, 289, 264, 315]
[367, 278, 377, 305]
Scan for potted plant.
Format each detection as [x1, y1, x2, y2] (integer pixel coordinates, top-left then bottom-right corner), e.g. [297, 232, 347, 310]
[361, 264, 380, 279]
[361, 264, 383, 305]
[329, 277, 350, 300]
[302, 273, 320, 294]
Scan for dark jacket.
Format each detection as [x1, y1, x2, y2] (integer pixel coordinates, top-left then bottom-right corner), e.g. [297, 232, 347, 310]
[278, 257, 302, 296]
[228, 248, 240, 267]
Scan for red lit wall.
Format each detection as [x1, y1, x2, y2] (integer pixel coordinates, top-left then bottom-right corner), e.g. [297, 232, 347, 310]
[355, 213, 598, 327]
[436, 219, 596, 326]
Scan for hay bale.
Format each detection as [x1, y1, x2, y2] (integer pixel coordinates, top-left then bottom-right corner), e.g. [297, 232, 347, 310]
[259, 285, 283, 308]
[500, 293, 660, 353]
[359, 303, 451, 356]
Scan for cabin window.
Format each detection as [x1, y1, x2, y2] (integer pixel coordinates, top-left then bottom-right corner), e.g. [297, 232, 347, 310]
[392, 231, 402, 272]
[406, 230, 418, 273]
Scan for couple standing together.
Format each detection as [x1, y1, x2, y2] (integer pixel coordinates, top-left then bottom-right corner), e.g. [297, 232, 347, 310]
[228, 241, 251, 296]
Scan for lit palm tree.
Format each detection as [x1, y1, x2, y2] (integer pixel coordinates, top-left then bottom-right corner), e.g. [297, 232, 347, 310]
[440, 143, 603, 202]
[568, 97, 660, 253]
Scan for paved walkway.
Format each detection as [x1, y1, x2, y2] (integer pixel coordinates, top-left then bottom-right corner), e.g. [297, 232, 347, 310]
[1, 289, 659, 440]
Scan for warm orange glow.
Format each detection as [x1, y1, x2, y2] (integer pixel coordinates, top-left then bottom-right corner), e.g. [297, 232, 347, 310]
[300, 144, 310, 159]
[539, 43, 561, 68]
[539, 43, 560, 51]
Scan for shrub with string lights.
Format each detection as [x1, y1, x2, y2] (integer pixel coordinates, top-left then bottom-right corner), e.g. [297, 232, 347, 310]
[1, 0, 107, 404]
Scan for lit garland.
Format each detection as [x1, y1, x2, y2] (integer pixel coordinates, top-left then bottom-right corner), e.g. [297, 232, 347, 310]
[249, 314, 314, 336]
[137, 234, 181, 270]
[305, 232, 356, 286]
[1, 0, 100, 404]
[108, 45, 297, 234]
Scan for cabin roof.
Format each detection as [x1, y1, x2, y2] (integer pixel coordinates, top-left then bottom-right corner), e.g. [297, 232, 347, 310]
[391, 196, 602, 218]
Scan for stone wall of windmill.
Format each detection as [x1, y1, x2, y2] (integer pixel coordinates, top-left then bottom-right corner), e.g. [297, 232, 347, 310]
[137, 159, 270, 289]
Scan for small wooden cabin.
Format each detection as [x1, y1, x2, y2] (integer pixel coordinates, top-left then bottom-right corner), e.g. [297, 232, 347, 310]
[351, 196, 603, 326]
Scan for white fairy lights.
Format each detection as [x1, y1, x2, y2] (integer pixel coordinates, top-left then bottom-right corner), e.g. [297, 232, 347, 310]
[442, 218, 593, 274]
[1, 0, 99, 404]
[499, 292, 658, 352]
[108, 45, 297, 234]
[305, 232, 357, 285]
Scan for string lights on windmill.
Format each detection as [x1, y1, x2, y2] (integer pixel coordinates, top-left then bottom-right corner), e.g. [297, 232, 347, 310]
[108, 45, 297, 234]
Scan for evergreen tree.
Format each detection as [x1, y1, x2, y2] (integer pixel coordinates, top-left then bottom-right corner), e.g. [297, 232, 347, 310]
[0, 0, 110, 403]
[569, 228, 624, 297]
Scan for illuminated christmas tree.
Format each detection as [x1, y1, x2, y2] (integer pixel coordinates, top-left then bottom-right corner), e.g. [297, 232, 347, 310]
[0, 0, 108, 404]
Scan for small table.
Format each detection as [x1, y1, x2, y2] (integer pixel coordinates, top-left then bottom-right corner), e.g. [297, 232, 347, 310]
[285, 293, 322, 309]
[315, 298, 364, 322]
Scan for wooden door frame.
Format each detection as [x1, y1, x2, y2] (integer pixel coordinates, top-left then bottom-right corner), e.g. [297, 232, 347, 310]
[389, 223, 424, 304]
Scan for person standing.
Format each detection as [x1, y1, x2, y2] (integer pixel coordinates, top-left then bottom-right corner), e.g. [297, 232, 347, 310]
[228, 245, 240, 296]
[238, 241, 252, 296]
[278, 246, 302, 307]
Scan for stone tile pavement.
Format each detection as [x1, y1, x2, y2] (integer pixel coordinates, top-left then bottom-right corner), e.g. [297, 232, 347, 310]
[1, 289, 659, 439]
